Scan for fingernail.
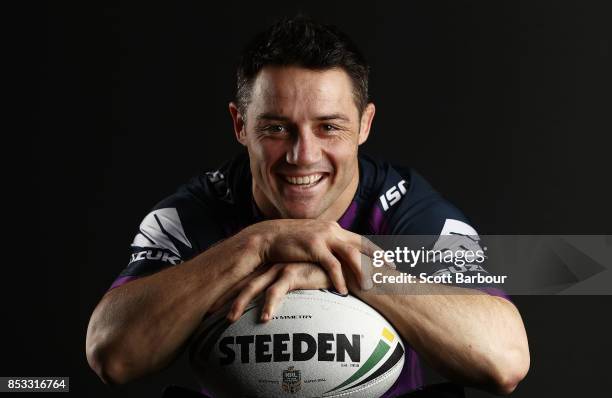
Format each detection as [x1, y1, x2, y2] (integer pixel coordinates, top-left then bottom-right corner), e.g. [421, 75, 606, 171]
[227, 310, 235, 322]
[329, 287, 349, 296]
[260, 312, 269, 322]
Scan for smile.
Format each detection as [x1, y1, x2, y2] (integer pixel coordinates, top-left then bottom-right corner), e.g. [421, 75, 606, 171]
[282, 174, 324, 186]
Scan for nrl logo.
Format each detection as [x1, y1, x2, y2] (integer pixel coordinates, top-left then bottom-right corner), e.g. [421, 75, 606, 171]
[281, 366, 302, 394]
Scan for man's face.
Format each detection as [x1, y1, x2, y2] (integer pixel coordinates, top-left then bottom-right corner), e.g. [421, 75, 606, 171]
[230, 66, 375, 220]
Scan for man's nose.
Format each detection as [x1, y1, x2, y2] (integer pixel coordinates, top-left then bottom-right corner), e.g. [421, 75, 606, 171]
[286, 130, 322, 166]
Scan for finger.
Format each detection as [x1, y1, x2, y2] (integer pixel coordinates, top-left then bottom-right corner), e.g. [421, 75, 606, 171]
[210, 274, 255, 312]
[210, 266, 268, 313]
[333, 243, 367, 289]
[315, 247, 347, 295]
[334, 229, 394, 269]
[228, 264, 282, 322]
[362, 237, 395, 268]
[260, 274, 293, 322]
[296, 263, 332, 289]
[261, 262, 328, 322]
[280, 262, 331, 290]
[359, 253, 375, 290]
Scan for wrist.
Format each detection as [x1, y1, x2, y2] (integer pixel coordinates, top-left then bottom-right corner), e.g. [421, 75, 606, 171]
[234, 224, 268, 270]
[240, 220, 278, 264]
[189, 231, 262, 287]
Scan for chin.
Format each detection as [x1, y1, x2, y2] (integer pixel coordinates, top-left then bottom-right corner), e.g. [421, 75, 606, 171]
[282, 205, 322, 220]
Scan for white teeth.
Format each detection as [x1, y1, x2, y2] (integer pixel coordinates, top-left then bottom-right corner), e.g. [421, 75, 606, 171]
[284, 174, 323, 185]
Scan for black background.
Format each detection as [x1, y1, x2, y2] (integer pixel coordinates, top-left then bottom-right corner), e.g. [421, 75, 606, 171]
[6, 0, 612, 397]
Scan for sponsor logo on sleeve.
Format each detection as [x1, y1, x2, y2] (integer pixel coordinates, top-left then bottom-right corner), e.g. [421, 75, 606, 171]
[129, 208, 191, 264]
[129, 249, 181, 265]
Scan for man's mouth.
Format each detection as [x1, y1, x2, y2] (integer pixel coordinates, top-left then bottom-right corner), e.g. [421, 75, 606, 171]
[283, 173, 323, 185]
[279, 173, 327, 189]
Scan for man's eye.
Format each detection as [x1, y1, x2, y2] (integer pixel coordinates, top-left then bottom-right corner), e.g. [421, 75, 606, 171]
[322, 124, 338, 132]
[266, 125, 286, 133]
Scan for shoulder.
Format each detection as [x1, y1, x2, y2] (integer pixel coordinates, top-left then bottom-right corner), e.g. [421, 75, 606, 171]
[356, 154, 475, 236]
[175, 150, 251, 209]
[134, 152, 253, 254]
[110, 153, 253, 290]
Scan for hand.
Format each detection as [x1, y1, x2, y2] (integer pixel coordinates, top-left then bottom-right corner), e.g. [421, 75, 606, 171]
[208, 264, 271, 314]
[248, 219, 384, 295]
[227, 262, 331, 323]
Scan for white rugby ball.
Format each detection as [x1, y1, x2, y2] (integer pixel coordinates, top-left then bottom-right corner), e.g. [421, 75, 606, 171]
[189, 289, 405, 398]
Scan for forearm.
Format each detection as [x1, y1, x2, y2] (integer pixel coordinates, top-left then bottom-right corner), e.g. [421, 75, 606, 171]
[350, 271, 529, 394]
[86, 230, 262, 385]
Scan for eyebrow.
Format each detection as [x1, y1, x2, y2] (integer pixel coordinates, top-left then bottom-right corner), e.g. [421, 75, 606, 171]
[256, 113, 351, 122]
[256, 113, 291, 121]
[315, 113, 351, 122]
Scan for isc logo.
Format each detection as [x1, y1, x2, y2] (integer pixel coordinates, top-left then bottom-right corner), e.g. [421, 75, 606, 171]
[379, 180, 407, 211]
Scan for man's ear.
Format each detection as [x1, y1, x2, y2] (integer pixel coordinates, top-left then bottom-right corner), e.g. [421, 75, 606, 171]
[229, 102, 247, 146]
[358, 103, 376, 145]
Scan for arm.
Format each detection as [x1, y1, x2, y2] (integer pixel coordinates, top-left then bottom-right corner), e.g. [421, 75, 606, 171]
[85, 229, 262, 386]
[227, 242, 529, 394]
[348, 267, 530, 395]
[86, 218, 364, 386]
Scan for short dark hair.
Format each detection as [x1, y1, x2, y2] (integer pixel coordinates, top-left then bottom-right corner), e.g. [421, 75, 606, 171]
[236, 16, 370, 118]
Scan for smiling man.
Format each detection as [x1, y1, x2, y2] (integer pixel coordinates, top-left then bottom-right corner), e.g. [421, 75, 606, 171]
[232, 65, 372, 221]
[86, 16, 529, 397]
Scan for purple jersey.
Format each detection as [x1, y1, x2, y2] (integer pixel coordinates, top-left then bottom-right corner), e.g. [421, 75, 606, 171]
[110, 152, 505, 397]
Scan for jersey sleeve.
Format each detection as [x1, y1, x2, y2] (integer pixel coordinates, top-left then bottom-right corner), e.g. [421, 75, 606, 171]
[384, 169, 509, 299]
[108, 186, 225, 291]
